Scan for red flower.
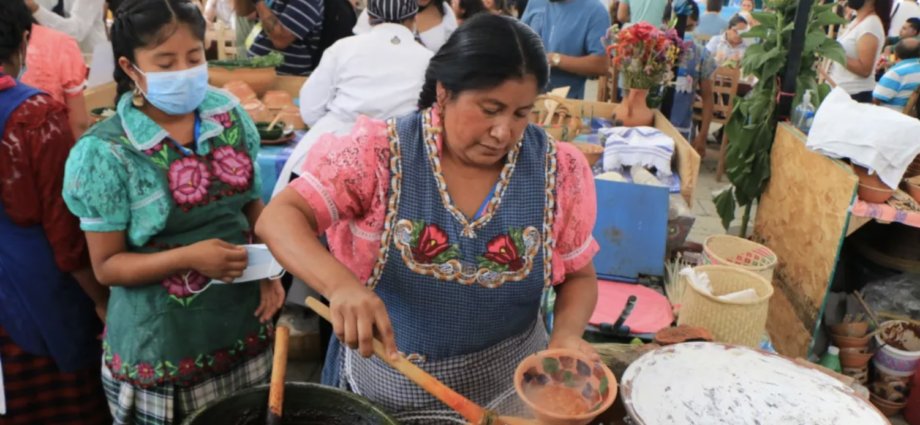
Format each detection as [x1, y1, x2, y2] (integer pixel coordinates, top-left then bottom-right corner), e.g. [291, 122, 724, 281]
[213, 112, 233, 129]
[412, 224, 451, 263]
[168, 157, 211, 205]
[244, 332, 263, 355]
[143, 143, 163, 156]
[111, 353, 123, 373]
[161, 270, 209, 298]
[178, 358, 197, 376]
[484, 234, 523, 271]
[212, 146, 253, 189]
[630, 22, 655, 41]
[211, 350, 232, 372]
[136, 362, 155, 381]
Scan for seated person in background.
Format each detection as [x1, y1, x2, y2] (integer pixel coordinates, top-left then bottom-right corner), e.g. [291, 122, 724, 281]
[739, 0, 758, 26]
[272, 0, 433, 197]
[873, 38, 920, 111]
[245, 0, 325, 76]
[670, 1, 716, 155]
[355, 0, 458, 53]
[25, 0, 107, 58]
[884, 17, 920, 52]
[705, 15, 749, 68]
[695, 0, 728, 38]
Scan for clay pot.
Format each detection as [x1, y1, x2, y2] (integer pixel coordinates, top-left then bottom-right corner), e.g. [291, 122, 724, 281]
[871, 392, 908, 417]
[572, 142, 604, 167]
[222, 81, 257, 102]
[852, 164, 894, 203]
[872, 364, 912, 402]
[840, 348, 874, 368]
[242, 99, 270, 123]
[278, 104, 305, 130]
[831, 322, 870, 338]
[843, 366, 870, 384]
[906, 155, 920, 177]
[263, 90, 293, 110]
[613, 88, 654, 127]
[653, 325, 714, 346]
[832, 332, 872, 349]
[209, 67, 276, 96]
[514, 349, 617, 425]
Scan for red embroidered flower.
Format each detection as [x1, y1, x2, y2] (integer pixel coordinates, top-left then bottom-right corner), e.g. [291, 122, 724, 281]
[143, 143, 164, 156]
[244, 332, 263, 355]
[162, 271, 209, 298]
[212, 146, 253, 189]
[211, 350, 232, 372]
[168, 157, 211, 205]
[178, 358, 197, 377]
[412, 224, 451, 263]
[136, 362, 155, 381]
[484, 234, 524, 271]
[213, 112, 233, 129]
[111, 353, 123, 373]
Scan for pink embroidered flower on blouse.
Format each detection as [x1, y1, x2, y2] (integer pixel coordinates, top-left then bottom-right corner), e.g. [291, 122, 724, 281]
[168, 157, 211, 205]
[143, 143, 163, 156]
[162, 270, 209, 298]
[212, 146, 253, 189]
[213, 112, 233, 129]
[136, 362, 156, 381]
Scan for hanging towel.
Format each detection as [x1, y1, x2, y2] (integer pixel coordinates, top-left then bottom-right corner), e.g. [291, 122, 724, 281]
[601, 126, 675, 177]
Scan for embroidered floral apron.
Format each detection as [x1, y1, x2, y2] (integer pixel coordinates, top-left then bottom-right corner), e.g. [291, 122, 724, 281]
[324, 110, 559, 423]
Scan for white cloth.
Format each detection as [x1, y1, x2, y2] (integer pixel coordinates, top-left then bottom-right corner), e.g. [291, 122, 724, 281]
[205, 0, 237, 28]
[829, 14, 885, 95]
[33, 0, 107, 58]
[601, 126, 675, 177]
[807, 87, 920, 188]
[272, 23, 433, 197]
[353, 6, 458, 53]
[890, 0, 920, 37]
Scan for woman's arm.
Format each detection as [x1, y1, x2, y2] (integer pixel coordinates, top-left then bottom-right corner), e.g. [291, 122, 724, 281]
[66, 95, 90, 139]
[84, 231, 247, 286]
[548, 262, 599, 360]
[256, 188, 398, 359]
[29, 0, 104, 44]
[846, 32, 881, 78]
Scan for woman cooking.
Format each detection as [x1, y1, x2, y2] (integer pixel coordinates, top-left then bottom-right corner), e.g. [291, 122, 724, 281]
[62, 0, 284, 422]
[258, 14, 599, 423]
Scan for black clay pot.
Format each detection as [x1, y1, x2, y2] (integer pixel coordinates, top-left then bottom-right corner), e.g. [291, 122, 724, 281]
[182, 382, 397, 425]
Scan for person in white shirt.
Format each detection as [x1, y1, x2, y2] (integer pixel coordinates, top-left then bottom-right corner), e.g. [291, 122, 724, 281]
[705, 14, 749, 68]
[25, 0, 107, 58]
[204, 0, 236, 28]
[354, 0, 458, 52]
[828, 0, 891, 102]
[889, 0, 920, 37]
[272, 0, 433, 196]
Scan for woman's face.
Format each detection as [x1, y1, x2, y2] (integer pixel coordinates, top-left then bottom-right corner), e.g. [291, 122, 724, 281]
[482, 0, 495, 10]
[741, 0, 753, 12]
[439, 75, 539, 168]
[118, 23, 205, 94]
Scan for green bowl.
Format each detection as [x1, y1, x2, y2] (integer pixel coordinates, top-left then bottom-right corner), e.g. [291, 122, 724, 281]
[256, 122, 284, 140]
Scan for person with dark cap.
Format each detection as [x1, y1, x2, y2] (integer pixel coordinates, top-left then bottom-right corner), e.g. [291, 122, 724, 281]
[271, 0, 433, 197]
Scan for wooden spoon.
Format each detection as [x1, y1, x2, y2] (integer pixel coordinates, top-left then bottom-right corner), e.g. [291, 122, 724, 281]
[305, 297, 537, 425]
[266, 111, 285, 132]
[266, 325, 290, 425]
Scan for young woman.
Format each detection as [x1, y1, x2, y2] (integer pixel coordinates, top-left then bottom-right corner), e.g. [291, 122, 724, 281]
[259, 14, 599, 423]
[0, 1, 109, 423]
[354, 0, 459, 53]
[829, 0, 891, 102]
[62, 0, 284, 423]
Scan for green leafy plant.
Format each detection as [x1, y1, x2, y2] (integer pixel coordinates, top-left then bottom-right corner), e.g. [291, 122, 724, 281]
[714, 0, 846, 235]
[208, 52, 284, 69]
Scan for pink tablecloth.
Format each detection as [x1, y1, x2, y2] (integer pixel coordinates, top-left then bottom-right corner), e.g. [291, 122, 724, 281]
[851, 200, 920, 229]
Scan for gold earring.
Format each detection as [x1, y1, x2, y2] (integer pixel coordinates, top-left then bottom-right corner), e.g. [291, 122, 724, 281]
[132, 86, 145, 107]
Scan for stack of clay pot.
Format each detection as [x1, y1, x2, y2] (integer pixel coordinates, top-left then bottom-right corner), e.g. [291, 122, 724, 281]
[831, 321, 874, 386]
[224, 81, 305, 131]
[870, 320, 920, 417]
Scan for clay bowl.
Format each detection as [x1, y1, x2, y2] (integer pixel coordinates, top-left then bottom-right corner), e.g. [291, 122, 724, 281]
[514, 349, 617, 425]
[263, 90, 293, 110]
[572, 142, 604, 167]
[840, 348, 874, 368]
[209, 66, 276, 96]
[870, 392, 907, 417]
[222, 80, 257, 102]
[256, 122, 285, 141]
[832, 332, 872, 349]
[279, 104, 306, 130]
[852, 164, 894, 203]
[831, 322, 870, 338]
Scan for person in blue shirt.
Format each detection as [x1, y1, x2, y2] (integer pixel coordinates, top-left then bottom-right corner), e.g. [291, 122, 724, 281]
[874, 37, 920, 111]
[670, 1, 716, 155]
[696, 0, 728, 38]
[243, 0, 326, 76]
[522, 0, 610, 99]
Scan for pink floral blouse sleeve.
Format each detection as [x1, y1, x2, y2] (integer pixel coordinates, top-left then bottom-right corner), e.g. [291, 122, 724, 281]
[551, 142, 600, 285]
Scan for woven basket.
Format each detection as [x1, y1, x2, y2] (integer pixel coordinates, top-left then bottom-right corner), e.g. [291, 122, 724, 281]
[677, 265, 774, 347]
[702, 235, 777, 283]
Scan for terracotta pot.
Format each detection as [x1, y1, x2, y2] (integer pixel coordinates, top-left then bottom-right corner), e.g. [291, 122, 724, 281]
[871, 392, 907, 417]
[263, 90, 293, 110]
[831, 322, 870, 338]
[278, 104, 305, 130]
[831, 332, 872, 349]
[840, 349, 874, 368]
[843, 365, 870, 384]
[906, 155, 920, 177]
[852, 164, 894, 203]
[613, 88, 654, 127]
[222, 81, 257, 102]
[905, 177, 920, 203]
[209, 66, 276, 96]
[242, 99, 270, 123]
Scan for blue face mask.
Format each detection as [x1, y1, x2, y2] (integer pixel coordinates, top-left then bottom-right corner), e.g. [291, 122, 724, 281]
[134, 63, 209, 115]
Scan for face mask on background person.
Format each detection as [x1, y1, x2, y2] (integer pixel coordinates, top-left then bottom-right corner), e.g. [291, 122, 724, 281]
[133, 63, 209, 115]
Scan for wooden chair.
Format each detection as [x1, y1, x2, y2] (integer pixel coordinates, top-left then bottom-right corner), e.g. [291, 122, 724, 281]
[597, 63, 620, 103]
[692, 66, 741, 182]
[903, 85, 920, 118]
[209, 21, 238, 60]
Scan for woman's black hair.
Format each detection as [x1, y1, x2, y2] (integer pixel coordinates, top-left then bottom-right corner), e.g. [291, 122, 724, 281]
[424, 0, 448, 17]
[0, 0, 33, 65]
[110, 0, 206, 99]
[418, 14, 548, 108]
[456, 0, 488, 20]
[874, 0, 893, 38]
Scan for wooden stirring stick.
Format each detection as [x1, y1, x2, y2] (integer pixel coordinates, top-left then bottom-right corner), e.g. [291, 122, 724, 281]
[267, 111, 285, 132]
[266, 325, 290, 425]
[305, 297, 536, 425]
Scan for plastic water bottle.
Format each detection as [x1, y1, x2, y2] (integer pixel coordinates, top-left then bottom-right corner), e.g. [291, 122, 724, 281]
[819, 345, 842, 373]
[793, 90, 816, 134]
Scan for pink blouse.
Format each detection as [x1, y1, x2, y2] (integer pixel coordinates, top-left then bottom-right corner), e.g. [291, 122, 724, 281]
[289, 114, 600, 285]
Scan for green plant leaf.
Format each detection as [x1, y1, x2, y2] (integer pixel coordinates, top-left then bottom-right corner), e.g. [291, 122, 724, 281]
[743, 25, 770, 40]
[816, 38, 847, 65]
[812, 8, 846, 27]
[803, 30, 826, 55]
[713, 188, 737, 230]
[817, 82, 832, 102]
[752, 11, 778, 27]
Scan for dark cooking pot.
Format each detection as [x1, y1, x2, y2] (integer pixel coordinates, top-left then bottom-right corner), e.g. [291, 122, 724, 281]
[182, 382, 398, 425]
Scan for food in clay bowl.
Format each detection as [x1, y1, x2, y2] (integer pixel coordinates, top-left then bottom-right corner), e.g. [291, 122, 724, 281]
[514, 348, 617, 425]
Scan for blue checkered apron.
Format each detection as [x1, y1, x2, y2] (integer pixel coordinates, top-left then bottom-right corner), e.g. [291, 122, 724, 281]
[322, 110, 557, 424]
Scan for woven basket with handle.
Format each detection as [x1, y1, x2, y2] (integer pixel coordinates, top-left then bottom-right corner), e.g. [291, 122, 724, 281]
[677, 265, 773, 348]
[702, 234, 777, 283]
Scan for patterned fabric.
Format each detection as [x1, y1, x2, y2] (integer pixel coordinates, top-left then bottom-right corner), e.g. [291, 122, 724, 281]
[101, 348, 272, 425]
[0, 326, 109, 425]
[288, 111, 599, 286]
[20, 25, 87, 105]
[62, 88, 269, 389]
[670, 38, 717, 139]
[249, 0, 324, 75]
[873, 58, 920, 110]
[320, 109, 557, 422]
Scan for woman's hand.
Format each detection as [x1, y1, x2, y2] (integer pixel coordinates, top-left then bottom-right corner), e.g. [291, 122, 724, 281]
[549, 334, 600, 362]
[255, 279, 285, 323]
[327, 282, 397, 360]
[186, 239, 248, 283]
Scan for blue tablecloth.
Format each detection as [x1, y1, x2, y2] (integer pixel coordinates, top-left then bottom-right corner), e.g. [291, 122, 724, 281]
[257, 131, 304, 203]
